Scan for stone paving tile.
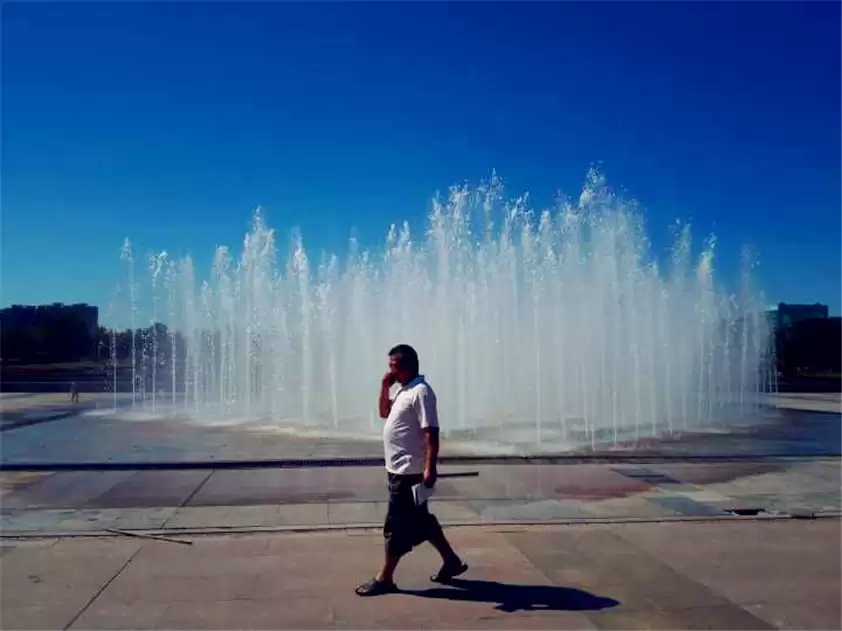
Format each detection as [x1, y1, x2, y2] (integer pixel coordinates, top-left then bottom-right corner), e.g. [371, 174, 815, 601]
[439, 465, 518, 499]
[68, 602, 169, 630]
[0, 472, 51, 497]
[1, 508, 76, 532]
[649, 461, 784, 486]
[275, 502, 330, 526]
[615, 519, 842, 624]
[669, 488, 733, 503]
[155, 598, 336, 630]
[0, 539, 57, 554]
[95, 541, 293, 614]
[745, 599, 842, 631]
[190, 467, 388, 506]
[316, 467, 392, 502]
[706, 469, 840, 496]
[164, 505, 279, 529]
[103, 571, 258, 603]
[578, 494, 679, 518]
[769, 395, 841, 413]
[164, 504, 333, 531]
[587, 604, 774, 630]
[130, 534, 275, 566]
[474, 465, 654, 501]
[57, 507, 177, 531]
[431, 612, 597, 630]
[1, 538, 140, 587]
[126, 541, 284, 579]
[719, 492, 842, 513]
[3, 507, 177, 533]
[0, 470, 135, 510]
[670, 604, 776, 629]
[467, 498, 590, 521]
[504, 527, 736, 612]
[327, 501, 384, 525]
[283, 468, 367, 503]
[0, 602, 89, 631]
[432, 500, 483, 522]
[87, 470, 211, 509]
[1, 539, 141, 630]
[551, 465, 656, 499]
[789, 458, 842, 484]
[646, 495, 728, 517]
[182, 469, 289, 506]
[611, 466, 684, 486]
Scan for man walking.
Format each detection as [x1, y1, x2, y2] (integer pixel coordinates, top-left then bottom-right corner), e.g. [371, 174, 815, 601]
[355, 344, 467, 596]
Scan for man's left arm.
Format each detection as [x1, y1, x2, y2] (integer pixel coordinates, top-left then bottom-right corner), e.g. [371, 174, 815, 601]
[417, 387, 439, 488]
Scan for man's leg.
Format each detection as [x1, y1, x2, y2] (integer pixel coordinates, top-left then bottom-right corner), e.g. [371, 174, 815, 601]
[375, 551, 401, 583]
[423, 508, 468, 582]
[428, 527, 460, 565]
[356, 474, 411, 595]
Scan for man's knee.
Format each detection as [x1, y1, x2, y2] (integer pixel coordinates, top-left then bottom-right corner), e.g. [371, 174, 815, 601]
[425, 512, 444, 539]
[384, 533, 413, 558]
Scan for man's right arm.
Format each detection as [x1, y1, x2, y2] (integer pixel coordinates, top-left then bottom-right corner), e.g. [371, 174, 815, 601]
[379, 376, 394, 419]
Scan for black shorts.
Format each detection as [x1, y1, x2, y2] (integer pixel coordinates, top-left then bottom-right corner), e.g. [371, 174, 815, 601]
[383, 472, 443, 557]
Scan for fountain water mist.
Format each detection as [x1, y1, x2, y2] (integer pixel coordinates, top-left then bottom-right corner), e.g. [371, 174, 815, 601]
[117, 170, 775, 451]
[120, 239, 138, 406]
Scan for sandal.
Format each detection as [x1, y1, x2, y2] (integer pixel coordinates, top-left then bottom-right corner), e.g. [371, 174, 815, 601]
[431, 561, 468, 583]
[355, 577, 398, 596]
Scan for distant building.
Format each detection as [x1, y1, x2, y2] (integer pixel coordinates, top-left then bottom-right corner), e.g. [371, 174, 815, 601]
[768, 303, 839, 375]
[772, 302, 828, 330]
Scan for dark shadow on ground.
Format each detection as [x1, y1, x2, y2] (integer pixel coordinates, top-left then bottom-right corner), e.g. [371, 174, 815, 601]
[404, 578, 619, 613]
[0, 409, 82, 433]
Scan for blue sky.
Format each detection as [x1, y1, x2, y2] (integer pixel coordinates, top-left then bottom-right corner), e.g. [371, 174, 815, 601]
[3, 1, 840, 323]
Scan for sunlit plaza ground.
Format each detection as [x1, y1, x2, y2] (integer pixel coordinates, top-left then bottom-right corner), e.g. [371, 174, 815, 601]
[1, 391, 840, 629]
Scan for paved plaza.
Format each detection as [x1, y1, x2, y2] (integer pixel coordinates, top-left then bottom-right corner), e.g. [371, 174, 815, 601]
[2, 519, 840, 630]
[1, 393, 839, 466]
[2, 391, 840, 628]
[1, 392, 839, 534]
[1, 458, 840, 534]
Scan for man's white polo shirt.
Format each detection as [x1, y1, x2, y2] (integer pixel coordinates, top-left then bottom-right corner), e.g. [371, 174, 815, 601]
[383, 375, 439, 475]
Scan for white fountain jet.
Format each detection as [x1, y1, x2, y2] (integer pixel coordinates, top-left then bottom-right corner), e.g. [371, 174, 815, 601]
[117, 170, 775, 452]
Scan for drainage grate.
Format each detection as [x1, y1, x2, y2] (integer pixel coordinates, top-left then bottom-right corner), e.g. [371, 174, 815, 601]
[788, 508, 817, 519]
[649, 496, 727, 517]
[613, 467, 683, 485]
[726, 507, 767, 516]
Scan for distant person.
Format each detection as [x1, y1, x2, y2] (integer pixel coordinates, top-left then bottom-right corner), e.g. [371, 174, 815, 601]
[69, 381, 79, 404]
[355, 344, 467, 596]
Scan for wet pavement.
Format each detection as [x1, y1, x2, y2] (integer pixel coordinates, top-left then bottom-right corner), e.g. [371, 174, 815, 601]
[2, 396, 840, 630]
[1, 392, 839, 534]
[2, 519, 839, 629]
[0, 393, 839, 467]
[1, 458, 839, 534]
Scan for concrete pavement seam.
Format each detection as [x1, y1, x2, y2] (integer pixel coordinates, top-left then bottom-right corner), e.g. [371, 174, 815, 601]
[60, 542, 143, 631]
[3, 453, 839, 472]
[159, 469, 216, 529]
[3, 513, 840, 540]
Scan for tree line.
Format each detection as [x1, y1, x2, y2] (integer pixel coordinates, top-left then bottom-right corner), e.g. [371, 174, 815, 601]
[1, 320, 185, 365]
[1, 311, 839, 376]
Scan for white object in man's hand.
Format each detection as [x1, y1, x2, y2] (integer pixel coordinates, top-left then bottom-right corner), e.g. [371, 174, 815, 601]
[412, 483, 435, 506]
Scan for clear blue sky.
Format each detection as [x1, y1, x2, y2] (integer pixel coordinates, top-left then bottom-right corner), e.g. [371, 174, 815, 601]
[3, 1, 840, 322]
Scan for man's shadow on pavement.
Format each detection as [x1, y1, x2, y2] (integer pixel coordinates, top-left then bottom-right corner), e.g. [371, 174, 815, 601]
[403, 578, 619, 613]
